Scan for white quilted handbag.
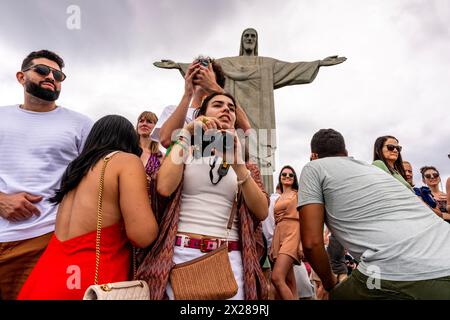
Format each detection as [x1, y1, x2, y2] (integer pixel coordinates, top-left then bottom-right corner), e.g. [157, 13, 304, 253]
[83, 280, 150, 300]
[83, 152, 150, 300]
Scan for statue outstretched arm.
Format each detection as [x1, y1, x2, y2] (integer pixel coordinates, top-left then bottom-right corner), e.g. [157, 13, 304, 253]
[153, 60, 189, 76]
[273, 55, 346, 88]
[319, 55, 347, 67]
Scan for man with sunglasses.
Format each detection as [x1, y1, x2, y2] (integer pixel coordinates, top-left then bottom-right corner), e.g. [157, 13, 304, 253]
[0, 50, 92, 299]
[297, 129, 450, 299]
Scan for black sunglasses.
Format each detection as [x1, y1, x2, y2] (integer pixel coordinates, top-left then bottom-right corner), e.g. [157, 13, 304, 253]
[281, 172, 294, 178]
[22, 64, 66, 82]
[385, 144, 402, 152]
[424, 173, 439, 179]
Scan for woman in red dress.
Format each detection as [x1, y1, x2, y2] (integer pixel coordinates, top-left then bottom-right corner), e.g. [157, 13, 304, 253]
[18, 115, 159, 299]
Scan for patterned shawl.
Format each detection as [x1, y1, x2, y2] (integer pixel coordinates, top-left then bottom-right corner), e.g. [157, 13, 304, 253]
[136, 162, 269, 300]
[145, 151, 163, 179]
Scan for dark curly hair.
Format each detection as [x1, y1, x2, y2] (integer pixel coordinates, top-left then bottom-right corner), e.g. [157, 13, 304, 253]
[210, 59, 226, 89]
[21, 50, 65, 70]
[310, 129, 347, 158]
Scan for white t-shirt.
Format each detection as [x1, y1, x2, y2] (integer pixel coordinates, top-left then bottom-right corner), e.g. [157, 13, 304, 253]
[0, 105, 93, 242]
[298, 156, 450, 281]
[150, 105, 197, 143]
[177, 155, 240, 240]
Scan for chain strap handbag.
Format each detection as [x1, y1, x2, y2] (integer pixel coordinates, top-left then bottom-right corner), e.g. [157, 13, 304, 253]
[83, 152, 150, 300]
[169, 192, 239, 300]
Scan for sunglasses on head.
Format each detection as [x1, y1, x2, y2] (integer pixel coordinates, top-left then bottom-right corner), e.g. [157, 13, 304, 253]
[281, 172, 294, 178]
[424, 173, 439, 179]
[385, 144, 402, 152]
[22, 64, 66, 82]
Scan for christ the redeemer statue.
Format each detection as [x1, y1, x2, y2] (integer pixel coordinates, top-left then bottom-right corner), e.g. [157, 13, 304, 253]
[154, 28, 346, 193]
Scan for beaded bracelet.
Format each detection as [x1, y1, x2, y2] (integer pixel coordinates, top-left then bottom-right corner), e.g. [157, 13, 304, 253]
[166, 131, 191, 157]
[175, 129, 191, 143]
[165, 142, 174, 157]
[178, 134, 189, 144]
[237, 169, 251, 186]
[174, 140, 189, 153]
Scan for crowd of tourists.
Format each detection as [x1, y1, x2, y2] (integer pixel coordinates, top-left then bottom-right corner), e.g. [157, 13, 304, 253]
[1, 49, 449, 300]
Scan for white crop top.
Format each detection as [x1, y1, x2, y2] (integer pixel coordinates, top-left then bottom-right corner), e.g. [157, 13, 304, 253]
[178, 156, 240, 240]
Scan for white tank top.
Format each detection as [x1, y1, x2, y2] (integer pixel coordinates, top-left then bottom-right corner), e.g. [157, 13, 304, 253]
[177, 156, 240, 240]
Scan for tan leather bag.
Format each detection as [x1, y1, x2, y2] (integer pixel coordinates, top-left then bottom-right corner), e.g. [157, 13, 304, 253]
[170, 193, 239, 300]
[83, 152, 150, 300]
[170, 243, 238, 300]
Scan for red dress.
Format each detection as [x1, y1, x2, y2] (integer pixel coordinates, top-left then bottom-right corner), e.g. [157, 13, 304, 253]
[18, 223, 131, 300]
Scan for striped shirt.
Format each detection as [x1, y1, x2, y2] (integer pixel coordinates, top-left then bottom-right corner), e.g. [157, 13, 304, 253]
[0, 105, 92, 242]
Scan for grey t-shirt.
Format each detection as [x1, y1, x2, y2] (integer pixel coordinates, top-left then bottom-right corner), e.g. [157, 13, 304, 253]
[298, 156, 450, 281]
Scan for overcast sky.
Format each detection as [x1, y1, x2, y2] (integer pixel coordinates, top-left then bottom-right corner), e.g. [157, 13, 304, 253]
[1, 0, 449, 189]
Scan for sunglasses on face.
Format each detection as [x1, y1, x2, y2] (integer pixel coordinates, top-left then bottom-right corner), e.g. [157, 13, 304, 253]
[22, 64, 66, 82]
[424, 173, 439, 179]
[281, 173, 294, 178]
[385, 144, 402, 152]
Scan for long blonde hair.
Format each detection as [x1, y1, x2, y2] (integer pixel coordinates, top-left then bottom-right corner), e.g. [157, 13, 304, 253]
[136, 111, 159, 154]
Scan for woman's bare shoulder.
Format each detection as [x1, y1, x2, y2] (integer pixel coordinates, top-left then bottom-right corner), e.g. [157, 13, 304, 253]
[107, 152, 144, 172]
[107, 152, 141, 165]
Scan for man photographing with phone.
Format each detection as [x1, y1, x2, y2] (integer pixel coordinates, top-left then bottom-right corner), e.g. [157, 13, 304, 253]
[151, 56, 252, 155]
[152, 56, 225, 148]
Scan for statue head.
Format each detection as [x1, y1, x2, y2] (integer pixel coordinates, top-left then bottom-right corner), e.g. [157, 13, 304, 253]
[239, 28, 258, 56]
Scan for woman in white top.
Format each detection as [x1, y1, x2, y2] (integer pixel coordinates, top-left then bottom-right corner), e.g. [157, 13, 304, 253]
[147, 68, 268, 299]
[155, 90, 268, 299]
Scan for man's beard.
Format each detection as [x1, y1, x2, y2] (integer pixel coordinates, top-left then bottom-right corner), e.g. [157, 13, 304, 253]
[25, 80, 60, 102]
